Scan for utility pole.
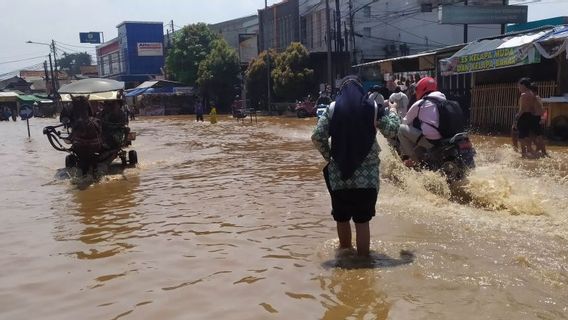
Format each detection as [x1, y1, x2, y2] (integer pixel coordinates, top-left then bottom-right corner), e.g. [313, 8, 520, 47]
[48, 53, 56, 96]
[335, 0, 342, 53]
[51, 40, 59, 91]
[265, 0, 271, 113]
[171, 20, 175, 34]
[325, 0, 333, 92]
[344, 21, 349, 53]
[348, 0, 356, 64]
[463, 0, 468, 43]
[43, 60, 50, 95]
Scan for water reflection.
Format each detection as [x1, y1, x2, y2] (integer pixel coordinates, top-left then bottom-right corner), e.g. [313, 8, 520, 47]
[70, 174, 141, 259]
[320, 268, 391, 320]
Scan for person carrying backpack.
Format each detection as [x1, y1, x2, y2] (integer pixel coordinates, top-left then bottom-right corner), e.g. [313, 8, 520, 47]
[397, 77, 446, 166]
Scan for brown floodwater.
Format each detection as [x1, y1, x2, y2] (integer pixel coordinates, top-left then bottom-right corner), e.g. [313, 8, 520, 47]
[1, 115, 567, 320]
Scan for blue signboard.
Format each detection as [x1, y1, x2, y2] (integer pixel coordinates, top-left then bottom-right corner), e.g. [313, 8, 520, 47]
[79, 32, 101, 44]
[20, 104, 34, 120]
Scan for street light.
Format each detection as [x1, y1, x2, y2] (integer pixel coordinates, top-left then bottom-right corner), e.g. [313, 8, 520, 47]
[26, 40, 59, 91]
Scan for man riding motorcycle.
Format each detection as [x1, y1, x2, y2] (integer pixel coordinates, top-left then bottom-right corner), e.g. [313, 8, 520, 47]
[397, 77, 444, 167]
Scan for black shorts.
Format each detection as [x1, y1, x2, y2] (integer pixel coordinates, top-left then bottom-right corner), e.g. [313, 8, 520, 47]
[517, 112, 532, 139]
[330, 188, 378, 223]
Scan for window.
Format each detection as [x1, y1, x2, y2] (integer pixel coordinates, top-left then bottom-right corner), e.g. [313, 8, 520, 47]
[364, 27, 371, 38]
[363, 6, 371, 18]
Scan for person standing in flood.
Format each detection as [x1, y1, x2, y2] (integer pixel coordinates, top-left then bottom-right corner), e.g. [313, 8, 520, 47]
[529, 84, 549, 157]
[312, 76, 400, 257]
[195, 100, 204, 122]
[209, 103, 218, 124]
[514, 78, 538, 158]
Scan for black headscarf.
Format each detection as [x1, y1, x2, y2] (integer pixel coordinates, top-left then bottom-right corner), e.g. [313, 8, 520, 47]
[329, 76, 376, 179]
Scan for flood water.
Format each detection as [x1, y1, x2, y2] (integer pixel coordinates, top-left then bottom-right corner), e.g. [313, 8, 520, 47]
[1, 115, 567, 320]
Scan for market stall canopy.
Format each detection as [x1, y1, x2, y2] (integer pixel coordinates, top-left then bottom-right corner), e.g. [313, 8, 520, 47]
[60, 91, 121, 102]
[534, 25, 568, 59]
[440, 28, 552, 75]
[353, 44, 465, 74]
[125, 80, 191, 97]
[58, 78, 125, 94]
[17, 95, 52, 104]
[0, 91, 19, 102]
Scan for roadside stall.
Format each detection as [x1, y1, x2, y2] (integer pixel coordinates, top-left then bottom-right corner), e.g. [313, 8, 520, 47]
[440, 26, 568, 134]
[0, 92, 19, 121]
[125, 80, 195, 116]
[17, 95, 55, 118]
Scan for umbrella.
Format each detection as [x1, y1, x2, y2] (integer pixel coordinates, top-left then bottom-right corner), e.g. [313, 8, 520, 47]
[58, 78, 125, 94]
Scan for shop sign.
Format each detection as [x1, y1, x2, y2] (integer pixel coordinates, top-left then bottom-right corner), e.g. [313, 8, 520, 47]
[137, 43, 163, 56]
[441, 45, 541, 74]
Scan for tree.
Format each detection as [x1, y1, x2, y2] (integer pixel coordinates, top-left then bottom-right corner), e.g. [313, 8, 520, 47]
[271, 42, 314, 101]
[166, 23, 220, 86]
[58, 52, 92, 76]
[245, 49, 276, 110]
[197, 39, 241, 112]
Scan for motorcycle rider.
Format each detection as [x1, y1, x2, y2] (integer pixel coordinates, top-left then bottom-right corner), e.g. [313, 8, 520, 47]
[397, 77, 445, 167]
[368, 85, 385, 107]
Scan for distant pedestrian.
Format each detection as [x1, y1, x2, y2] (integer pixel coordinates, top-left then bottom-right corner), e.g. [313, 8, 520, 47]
[388, 87, 409, 118]
[514, 78, 539, 158]
[209, 103, 218, 124]
[195, 101, 204, 122]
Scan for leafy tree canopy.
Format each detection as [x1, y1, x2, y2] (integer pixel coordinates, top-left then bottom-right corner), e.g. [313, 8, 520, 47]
[271, 42, 314, 101]
[166, 23, 220, 86]
[245, 49, 277, 109]
[197, 39, 241, 111]
[58, 52, 92, 76]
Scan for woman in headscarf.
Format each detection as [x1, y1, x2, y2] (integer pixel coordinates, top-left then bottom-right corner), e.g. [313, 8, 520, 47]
[312, 75, 400, 257]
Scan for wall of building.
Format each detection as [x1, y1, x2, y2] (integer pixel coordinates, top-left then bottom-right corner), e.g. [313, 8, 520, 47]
[258, 0, 300, 52]
[209, 15, 259, 65]
[298, 0, 501, 63]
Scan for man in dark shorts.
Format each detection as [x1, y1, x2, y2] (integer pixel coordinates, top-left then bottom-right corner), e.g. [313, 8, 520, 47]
[312, 76, 400, 256]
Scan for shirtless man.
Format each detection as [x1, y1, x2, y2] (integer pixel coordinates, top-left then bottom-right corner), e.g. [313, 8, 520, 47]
[514, 78, 538, 158]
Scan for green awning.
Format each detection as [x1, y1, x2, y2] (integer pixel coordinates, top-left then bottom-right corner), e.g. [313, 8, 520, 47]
[17, 95, 52, 104]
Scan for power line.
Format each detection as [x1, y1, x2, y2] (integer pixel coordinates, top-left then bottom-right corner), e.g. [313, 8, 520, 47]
[0, 55, 47, 65]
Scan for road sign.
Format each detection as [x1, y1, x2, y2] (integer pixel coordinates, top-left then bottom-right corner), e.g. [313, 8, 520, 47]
[19, 104, 33, 120]
[440, 5, 528, 25]
[79, 32, 101, 44]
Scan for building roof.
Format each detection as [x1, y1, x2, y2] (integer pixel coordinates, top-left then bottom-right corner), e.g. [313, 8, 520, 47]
[353, 43, 466, 68]
[116, 21, 163, 28]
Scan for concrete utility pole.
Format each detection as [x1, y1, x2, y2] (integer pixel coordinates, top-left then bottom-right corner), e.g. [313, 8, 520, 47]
[48, 53, 56, 95]
[51, 40, 59, 91]
[326, 0, 333, 92]
[463, 0, 468, 43]
[335, 0, 342, 52]
[501, 0, 508, 34]
[43, 61, 49, 94]
[265, 0, 271, 113]
[349, 0, 355, 63]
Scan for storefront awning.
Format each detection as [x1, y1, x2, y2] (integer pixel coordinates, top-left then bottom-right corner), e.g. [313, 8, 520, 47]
[440, 28, 552, 75]
[534, 25, 568, 59]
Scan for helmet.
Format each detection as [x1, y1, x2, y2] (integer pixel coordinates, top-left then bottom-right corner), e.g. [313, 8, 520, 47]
[371, 85, 380, 92]
[415, 77, 437, 100]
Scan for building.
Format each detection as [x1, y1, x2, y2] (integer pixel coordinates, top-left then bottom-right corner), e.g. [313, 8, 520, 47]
[299, 0, 501, 64]
[209, 15, 259, 67]
[0, 76, 31, 93]
[96, 21, 165, 88]
[258, 0, 300, 52]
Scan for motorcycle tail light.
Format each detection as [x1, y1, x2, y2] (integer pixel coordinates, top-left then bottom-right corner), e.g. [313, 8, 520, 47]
[458, 140, 472, 150]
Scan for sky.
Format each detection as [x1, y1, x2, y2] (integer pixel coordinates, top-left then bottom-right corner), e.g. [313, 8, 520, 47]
[0, 0, 566, 76]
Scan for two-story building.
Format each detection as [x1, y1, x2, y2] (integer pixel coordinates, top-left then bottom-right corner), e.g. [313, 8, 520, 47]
[96, 21, 165, 88]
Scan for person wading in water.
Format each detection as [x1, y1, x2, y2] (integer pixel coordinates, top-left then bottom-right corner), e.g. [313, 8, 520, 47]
[312, 76, 400, 257]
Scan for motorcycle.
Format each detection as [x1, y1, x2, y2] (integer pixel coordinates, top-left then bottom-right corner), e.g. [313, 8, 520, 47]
[393, 132, 476, 181]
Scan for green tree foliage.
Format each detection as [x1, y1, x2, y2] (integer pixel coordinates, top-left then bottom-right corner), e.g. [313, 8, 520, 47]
[57, 52, 92, 76]
[197, 39, 241, 111]
[271, 42, 314, 101]
[166, 23, 220, 85]
[244, 49, 276, 110]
